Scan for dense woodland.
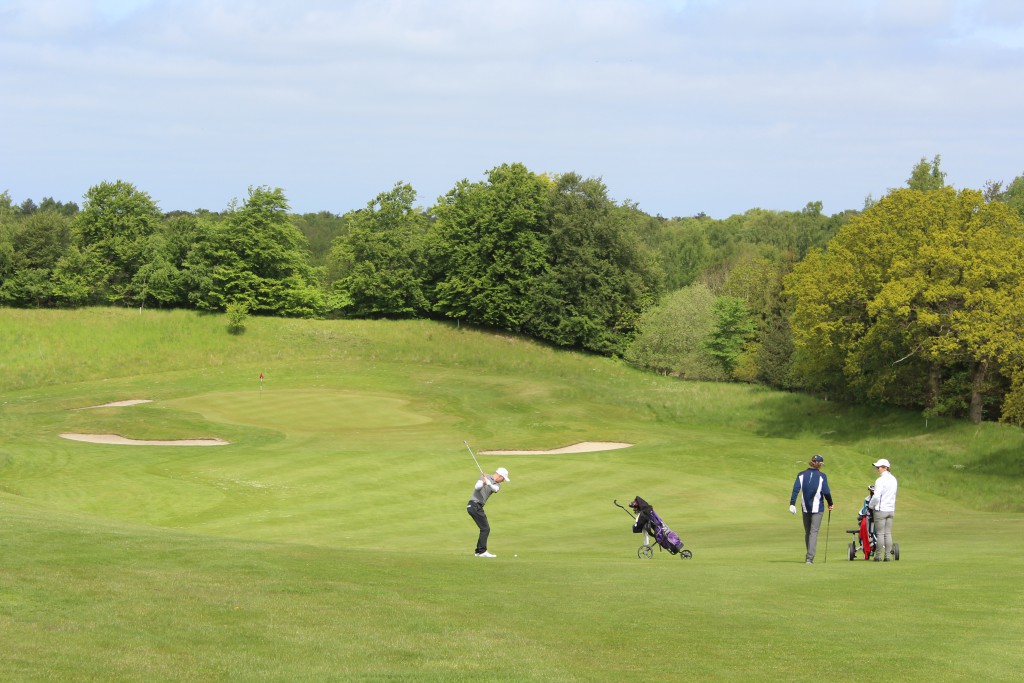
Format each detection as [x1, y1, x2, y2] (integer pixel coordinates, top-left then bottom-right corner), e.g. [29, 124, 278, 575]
[3, 157, 1024, 424]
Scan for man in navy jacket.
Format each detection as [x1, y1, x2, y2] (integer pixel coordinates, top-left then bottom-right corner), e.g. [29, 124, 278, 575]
[789, 454, 834, 564]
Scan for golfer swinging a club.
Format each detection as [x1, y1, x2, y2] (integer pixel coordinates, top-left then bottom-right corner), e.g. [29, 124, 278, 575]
[467, 467, 510, 558]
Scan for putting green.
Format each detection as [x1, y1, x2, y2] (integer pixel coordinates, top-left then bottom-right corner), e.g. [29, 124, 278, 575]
[165, 389, 432, 434]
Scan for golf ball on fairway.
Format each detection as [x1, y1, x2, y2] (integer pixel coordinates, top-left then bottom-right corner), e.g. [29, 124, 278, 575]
[514, 554, 518, 557]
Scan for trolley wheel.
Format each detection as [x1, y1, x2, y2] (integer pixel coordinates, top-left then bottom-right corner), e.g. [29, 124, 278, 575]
[893, 543, 900, 561]
[638, 545, 654, 559]
[680, 549, 693, 559]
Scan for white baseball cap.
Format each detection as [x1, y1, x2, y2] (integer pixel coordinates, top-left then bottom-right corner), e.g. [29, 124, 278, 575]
[872, 459, 891, 468]
[495, 467, 511, 482]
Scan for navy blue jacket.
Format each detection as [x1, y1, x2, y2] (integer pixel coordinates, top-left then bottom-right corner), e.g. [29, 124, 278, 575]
[790, 468, 833, 514]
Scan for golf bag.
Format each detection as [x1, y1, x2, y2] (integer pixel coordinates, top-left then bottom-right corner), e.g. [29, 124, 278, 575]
[847, 510, 900, 561]
[616, 497, 692, 560]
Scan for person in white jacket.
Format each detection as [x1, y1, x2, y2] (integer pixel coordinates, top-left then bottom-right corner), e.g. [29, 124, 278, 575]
[868, 459, 898, 562]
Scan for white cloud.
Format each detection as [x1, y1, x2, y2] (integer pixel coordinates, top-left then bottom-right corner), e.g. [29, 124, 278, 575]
[2, 0, 1022, 216]
[95, 0, 155, 21]
[0, 0, 96, 35]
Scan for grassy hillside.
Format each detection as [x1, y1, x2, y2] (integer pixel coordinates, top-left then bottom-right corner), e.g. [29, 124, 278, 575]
[1, 308, 1022, 681]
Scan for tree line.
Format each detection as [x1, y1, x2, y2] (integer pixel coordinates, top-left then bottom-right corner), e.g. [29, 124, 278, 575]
[3, 157, 1024, 424]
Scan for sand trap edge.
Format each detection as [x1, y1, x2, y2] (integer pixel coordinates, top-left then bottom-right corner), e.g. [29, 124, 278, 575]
[60, 433, 229, 447]
[479, 441, 633, 455]
[72, 399, 154, 410]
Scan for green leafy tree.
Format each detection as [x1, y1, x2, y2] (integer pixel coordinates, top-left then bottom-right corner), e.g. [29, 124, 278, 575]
[654, 217, 710, 291]
[742, 308, 797, 388]
[988, 173, 1024, 222]
[135, 213, 209, 309]
[50, 244, 103, 306]
[0, 209, 71, 306]
[705, 296, 757, 378]
[29, 211, 71, 266]
[292, 210, 351, 269]
[786, 187, 1024, 422]
[523, 173, 661, 354]
[0, 230, 13, 286]
[720, 252, 795, 387]
[425, 163, 549, 331]
[226, 302, 249, 335]
[624, 283, 724, 379]
[73, 180, 162, 305]
[906, 154, 947, 191]
[186, 186, 327, 317]
[330, 182, 428, 318]
[699, 203, 844, 292]
[37, 197, 79, 217]
[132, 235, 181, 308]
[999, 346, 1024, 425]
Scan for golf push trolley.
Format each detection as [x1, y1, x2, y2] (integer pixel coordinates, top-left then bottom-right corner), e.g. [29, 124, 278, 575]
[847, 511, 900, 561]
[615, 498, 692, 560]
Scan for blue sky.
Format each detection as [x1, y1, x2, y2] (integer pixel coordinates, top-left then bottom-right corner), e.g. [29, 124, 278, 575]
[2, 0, 1023, 217]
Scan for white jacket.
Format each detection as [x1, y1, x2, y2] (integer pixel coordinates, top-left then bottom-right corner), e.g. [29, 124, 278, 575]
[869, 470, 898, 512]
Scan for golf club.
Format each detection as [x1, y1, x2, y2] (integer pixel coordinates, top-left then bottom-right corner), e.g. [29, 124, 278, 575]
[464, 440, 484, 475]
[824, 508, 831, 563]
[613, 499, 637, 520]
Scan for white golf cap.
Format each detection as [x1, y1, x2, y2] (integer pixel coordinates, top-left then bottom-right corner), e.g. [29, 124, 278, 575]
[495, 467, 510, 481]
[872, 458, 891, 468]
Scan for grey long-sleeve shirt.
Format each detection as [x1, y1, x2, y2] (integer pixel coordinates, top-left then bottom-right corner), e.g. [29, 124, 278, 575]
[469, 476, 500, 505]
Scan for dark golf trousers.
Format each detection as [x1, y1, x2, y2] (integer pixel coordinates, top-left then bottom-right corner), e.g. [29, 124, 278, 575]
[802, 511, 824, 562]
[467, 500, 490, 554]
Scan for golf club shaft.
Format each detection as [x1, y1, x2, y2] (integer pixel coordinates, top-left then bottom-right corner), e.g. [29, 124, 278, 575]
[464, 440, 484, 475]
[824, 508, 831, 563]
[614, 499, 638, 520]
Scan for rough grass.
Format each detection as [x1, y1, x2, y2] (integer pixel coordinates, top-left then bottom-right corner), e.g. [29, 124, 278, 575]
[1, 308, 1022, 682]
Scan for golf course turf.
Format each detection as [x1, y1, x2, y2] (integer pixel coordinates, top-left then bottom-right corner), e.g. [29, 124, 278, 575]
[1, 308, 1021, 681]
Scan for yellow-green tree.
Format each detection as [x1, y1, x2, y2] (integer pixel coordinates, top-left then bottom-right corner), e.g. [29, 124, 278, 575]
[785, 187, 1024, 423]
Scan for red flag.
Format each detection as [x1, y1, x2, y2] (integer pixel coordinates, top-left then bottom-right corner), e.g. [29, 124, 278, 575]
[259, 373, 264, 380]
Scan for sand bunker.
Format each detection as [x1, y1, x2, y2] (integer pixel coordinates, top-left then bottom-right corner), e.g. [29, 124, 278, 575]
[60, 433, 229, 446]
[479, 441, 633, 455]
[73, 399, 153, 410]
[64, 399, 228, 445]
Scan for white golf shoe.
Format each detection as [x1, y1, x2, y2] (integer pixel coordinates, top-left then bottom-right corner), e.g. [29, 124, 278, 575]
[474, 551, 496, 558]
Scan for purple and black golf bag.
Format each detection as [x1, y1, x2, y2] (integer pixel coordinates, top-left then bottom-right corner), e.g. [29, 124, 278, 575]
[646, 508, 683, 553]
[617, 496, 693, 560]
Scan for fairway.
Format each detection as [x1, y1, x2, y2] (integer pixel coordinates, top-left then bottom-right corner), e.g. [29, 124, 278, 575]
[1, 309, 1022, 682]
[168, 389, 434, 433]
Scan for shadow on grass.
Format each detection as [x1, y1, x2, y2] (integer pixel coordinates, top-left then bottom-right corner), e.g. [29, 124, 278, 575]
[740, 387, 1024, 510]
[746, 388, 960, 444]
[964, 445, 1024, 477]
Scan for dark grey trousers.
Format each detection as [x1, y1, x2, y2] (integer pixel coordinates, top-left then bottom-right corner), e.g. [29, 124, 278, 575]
[802, 511, 824, 562]
[467, 501, 490, 554]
